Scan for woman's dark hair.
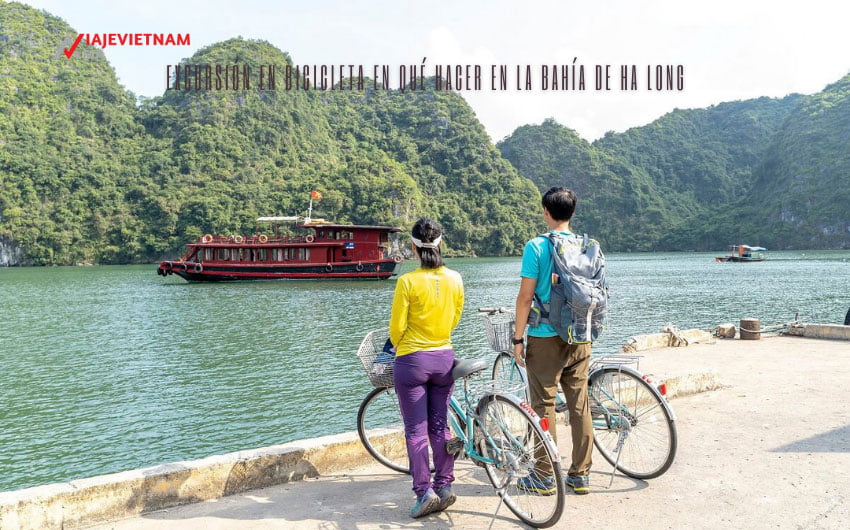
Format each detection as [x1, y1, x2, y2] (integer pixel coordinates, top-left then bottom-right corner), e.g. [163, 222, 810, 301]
[411, 218, 445, 269]
[542, 187, 577, 221]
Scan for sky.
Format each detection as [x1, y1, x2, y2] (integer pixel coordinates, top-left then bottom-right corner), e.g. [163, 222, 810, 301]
[18, 0, 850, 142]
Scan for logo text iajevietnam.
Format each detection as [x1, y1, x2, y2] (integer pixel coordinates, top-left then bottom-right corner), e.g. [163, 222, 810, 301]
[64, 33, 190, 59]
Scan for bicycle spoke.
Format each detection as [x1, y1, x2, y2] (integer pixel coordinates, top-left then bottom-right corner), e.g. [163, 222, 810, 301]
[590, 367, 677, 479]
[478, 395, 564, 528]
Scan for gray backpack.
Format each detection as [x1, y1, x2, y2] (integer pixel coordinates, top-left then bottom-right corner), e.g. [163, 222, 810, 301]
[530, 233, 608, 344]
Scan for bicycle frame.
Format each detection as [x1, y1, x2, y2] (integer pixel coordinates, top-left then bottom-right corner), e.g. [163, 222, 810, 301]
[446, 377, 537, 469]
[496, 352, 676, 437]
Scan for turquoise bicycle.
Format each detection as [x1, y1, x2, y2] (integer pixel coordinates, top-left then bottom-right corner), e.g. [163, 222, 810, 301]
[482, 307, 677, 480]
[356, 328, 565, 528]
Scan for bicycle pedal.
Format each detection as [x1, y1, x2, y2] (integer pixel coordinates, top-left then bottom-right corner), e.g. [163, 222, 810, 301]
[445, 437, 464, 457]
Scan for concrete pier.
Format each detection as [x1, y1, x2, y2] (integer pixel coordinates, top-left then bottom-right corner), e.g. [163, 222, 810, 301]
[2, 335, 849, 529]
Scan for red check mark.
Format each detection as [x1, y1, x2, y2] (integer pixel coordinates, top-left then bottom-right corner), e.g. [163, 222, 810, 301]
[63, 34, 83, 58]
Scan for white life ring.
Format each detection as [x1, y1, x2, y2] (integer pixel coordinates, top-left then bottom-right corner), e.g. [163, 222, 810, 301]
[194, 263, 203, 273]
[325, 263, 333, 272]
[356, 262, 364, 272]
[201, 234, 213, 243]
[393, 255, 403, 263]
[233, 235, 244, 244]
[305, 234, 315, 243]
[258, 234, 268, 243]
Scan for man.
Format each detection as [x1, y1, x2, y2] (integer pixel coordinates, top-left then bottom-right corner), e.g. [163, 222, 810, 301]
[513, 186, 593, 495]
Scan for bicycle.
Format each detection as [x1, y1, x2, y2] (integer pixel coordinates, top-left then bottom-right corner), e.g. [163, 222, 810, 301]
[481, 307, 678, 481]
[355, 328, 565, 528]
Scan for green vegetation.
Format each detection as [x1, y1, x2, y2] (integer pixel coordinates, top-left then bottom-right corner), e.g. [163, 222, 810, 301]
[0, 2, 145, 264]
[0, 3, 539, 264]
[2, 2, 848, 264]
[499, 87, 849, 251]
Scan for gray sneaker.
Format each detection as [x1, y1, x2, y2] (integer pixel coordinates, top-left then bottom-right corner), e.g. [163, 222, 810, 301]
[434, 486, 456, 511]
[410, 489, 440, 518]
[565, 474, 590, 495]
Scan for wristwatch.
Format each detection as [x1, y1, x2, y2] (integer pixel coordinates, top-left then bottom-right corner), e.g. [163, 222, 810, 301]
[511, 337, 524, 345]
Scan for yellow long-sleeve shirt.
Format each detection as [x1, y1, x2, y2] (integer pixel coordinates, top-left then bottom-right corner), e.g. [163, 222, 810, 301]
[389, 266, 464, 356]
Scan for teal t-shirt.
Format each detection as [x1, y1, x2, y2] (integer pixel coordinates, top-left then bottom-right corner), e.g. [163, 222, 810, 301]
[519, 231, 572, 337]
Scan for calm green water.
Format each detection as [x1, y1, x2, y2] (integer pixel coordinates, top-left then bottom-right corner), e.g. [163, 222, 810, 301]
[1, 251, 849, 492]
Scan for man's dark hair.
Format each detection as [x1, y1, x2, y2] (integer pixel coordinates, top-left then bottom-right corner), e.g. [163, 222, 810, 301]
[542, 187, 577, 221]
[411, 218, 445, 269]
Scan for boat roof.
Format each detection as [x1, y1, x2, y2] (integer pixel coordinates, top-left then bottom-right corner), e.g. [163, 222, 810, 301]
[735, 245, 767, 251]
[300, 223, 403, 232]
[256, 216, 401, 232]
[257, 216, 300, 222]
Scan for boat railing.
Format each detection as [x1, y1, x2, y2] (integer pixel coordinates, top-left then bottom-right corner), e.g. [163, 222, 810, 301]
[193, 234, 316, 245]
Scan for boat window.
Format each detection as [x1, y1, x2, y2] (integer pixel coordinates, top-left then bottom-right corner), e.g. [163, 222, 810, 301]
[319, 231, 324, 239]
[205, 248, 214, 261]
[257, 248, 268, 261]
[298, 248, 306, 260]
[305, 248, 310, 261]
[218, 248, 230, 260]
[232, 249, 242, 262]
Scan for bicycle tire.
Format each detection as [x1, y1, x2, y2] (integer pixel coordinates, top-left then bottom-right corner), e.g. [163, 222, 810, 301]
[589, 366, 677, 479]
[491, 351, 529, 402]
[477, 394, 565, 528]
[357, 387, 411, 474]
[357, 387, 463, 474]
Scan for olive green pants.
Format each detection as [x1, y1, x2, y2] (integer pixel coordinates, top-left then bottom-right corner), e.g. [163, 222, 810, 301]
[526, 335, 593, 477]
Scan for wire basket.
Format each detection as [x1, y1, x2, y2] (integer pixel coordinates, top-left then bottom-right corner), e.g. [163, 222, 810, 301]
[481, 310, 516, 352]
[357, 328, 395, 388]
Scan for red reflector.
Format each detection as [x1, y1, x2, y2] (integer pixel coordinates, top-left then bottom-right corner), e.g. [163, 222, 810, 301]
[658, 383, 667, 396]
[539, 417, 550, 431]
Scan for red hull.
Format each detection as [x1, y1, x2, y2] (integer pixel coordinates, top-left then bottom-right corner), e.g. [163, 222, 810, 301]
[158, 259, 401, 281]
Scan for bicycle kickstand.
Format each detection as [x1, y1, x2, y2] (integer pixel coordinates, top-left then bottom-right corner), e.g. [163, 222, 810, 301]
[487, 475, 513, 530]
[608, 429, 628, 488]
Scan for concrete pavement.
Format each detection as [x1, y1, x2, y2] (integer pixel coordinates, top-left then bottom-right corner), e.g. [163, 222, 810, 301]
[86, 336, 850, 529]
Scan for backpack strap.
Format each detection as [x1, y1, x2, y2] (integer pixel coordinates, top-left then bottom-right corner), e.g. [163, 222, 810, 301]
[533, 292, 549, 318]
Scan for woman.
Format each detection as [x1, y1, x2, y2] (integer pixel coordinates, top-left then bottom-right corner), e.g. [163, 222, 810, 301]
[389, 218, 464, 518]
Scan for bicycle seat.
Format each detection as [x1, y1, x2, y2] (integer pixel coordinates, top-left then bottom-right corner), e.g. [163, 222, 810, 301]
[452, 358, 488, 380]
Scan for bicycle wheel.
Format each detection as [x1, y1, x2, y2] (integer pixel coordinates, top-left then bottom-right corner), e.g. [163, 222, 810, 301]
[357, 387, 410, 473]
[357, 387, 462, 474]
[491, 351, 529, 402]
[589, 366, 677, 479]
[477, 394, 564, 528]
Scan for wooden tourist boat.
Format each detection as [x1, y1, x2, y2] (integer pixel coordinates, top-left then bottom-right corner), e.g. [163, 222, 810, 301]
[157, 217, 403, 281]
[715, 245, 766, 263]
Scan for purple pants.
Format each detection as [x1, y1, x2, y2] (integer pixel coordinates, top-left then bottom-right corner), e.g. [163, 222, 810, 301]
[393, 349, 456, 497]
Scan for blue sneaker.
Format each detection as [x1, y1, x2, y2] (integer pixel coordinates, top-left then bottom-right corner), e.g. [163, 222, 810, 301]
[410, 489, 440, 518]
[516, 471, 556, 495]
[434, 486, 456, 511]
[566, 474, 590, 495]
